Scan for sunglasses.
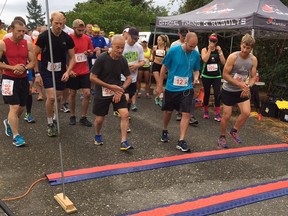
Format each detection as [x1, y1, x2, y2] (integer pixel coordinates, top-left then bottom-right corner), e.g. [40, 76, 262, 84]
[209, 39, 217, 43]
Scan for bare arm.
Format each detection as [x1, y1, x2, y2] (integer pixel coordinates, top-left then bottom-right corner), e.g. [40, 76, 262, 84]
[248, 55, 258, 87]
[26, 41, 36, 70]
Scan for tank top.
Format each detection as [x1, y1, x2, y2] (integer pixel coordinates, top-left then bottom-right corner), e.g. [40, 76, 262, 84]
[222, 52, 253, 92]
[3, 38, 28, 78]
[143, 48, 151, 68]
[201, 48, 222, 78]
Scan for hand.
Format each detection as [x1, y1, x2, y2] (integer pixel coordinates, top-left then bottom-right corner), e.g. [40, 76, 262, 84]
[61, 72, 70, 82]
[156, 85, 164, 95]
[13, 64, 26, 75]
[240, 89, 251, 98]
[35, 76, 43, 87]
[193, 79, 200, 85]
[112, 93, 122, 103]
[70, 71, 77, 78]
[110, 85, 124, 95]
[216, 46, 221, 52]
[128, 64, 138, 73]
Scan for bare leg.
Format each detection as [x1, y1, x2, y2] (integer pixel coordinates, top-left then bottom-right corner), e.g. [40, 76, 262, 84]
[220, 104, 233, 135]
[179, 112, 190, 140]
[234, 100, 251, 130]
[118, 108, 129, 142]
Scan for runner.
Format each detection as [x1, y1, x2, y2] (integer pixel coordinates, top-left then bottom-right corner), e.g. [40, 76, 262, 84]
[90, 34, 133, 150]
[68, 19, 94, 127]
[218, 34, 257, 148]
[34, 12, 75, 137]
[156, 32, 200, 152]
[0, 20, 36, 146]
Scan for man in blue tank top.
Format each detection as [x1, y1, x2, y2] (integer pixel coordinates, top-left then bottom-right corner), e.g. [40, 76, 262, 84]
[218, 34, 258, 148]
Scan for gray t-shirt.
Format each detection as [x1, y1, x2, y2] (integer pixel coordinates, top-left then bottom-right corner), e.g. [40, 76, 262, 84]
[91, 52, 130, 98]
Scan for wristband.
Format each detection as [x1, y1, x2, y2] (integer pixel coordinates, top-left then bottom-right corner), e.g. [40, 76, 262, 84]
[35, 73, 41, 77]
[219, 53, 223, 56]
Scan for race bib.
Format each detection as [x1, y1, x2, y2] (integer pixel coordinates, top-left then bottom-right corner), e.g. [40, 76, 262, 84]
[155, 49, 165, 57]
[102, 87, 114, 97]
[1, 79, 14, 96]
[207, 63, 218, 72]
[173, 76, 188, 87]
[144, 59, 150, 67]
[47, 62, 61, 72]
[233, 73, 248, 82]
[75, 53, 87, 63]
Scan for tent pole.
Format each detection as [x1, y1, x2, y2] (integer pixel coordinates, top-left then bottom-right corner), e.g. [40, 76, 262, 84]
[230, 36, 234, 54]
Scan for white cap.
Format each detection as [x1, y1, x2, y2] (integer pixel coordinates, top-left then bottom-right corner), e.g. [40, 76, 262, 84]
[123, 28, 129, 33]
[141, 38, 148, 43]
[31, 30, 39, 39]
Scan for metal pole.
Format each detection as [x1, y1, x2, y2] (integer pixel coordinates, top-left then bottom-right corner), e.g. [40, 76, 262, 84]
[44, 0, 66, 199]
[0, 200, 15, 216]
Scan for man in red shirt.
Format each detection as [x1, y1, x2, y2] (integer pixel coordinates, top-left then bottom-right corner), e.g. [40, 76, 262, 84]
[67, 19, 94, 126]
[0, 20, 35, 146]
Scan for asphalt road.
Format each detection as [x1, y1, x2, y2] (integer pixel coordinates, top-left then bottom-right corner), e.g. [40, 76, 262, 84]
[0, 91, 287, 216]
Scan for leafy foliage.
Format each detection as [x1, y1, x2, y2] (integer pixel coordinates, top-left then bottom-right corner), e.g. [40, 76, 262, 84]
[65, 0, 168, 33]
[26, 0, 45, 30]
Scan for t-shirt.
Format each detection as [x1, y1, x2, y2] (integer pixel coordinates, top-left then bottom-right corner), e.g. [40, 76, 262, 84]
[121, 42, 144, 83]
[91, 52, 130, 99]
[36, 30, 74, 73]
[70, 34, 94, 76]
[0, 29, 7, 40]
[162, 45, 200, 92]
[90, 35, 107, 59]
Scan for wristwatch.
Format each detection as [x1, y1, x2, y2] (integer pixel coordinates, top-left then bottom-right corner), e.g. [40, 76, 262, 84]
[24, 66, 28, 70]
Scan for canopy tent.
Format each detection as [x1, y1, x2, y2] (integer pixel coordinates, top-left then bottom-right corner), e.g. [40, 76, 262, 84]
[155, 0, 288, 38]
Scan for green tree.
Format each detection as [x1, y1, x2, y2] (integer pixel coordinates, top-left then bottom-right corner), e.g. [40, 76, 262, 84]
[65, 0, 168, 33]
[26, 0, 45, 30]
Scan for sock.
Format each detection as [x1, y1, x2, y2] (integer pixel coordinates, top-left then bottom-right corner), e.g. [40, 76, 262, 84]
[204, 106, 209, 112]
[47, 117, 53, 124]
[26, 94, 32, 114]
[232, 128, 237, 132]
[215, 106, 220, 115]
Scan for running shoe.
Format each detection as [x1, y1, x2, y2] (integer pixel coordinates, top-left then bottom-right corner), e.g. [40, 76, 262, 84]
[218, 136, 228, 148]
[131, 104, 137, 112]
[154, 97, 160, 105]
[24, 113, 36, 123]
[127, 128, 131, 133]
[176, 113, 182, 121]
[120, 140, 133, 151]
[90, 89, 95, 95]
[146, 93, 151, 99]
[203, 111, 209, 119]
[79, 117, 92, 127]
[158, 99, 163, 108]
[94, 135, 103, 145]
[189, 116, 199, 125]
[3, 119, 12, 137]
[176, 140, 191, 152]
[214, 114, 222, 122]
[113, 111, 121, 117]
[161, 130, 169, 142]
[13, 135, 26, 147]
[47, 123, 57, 137]
[61, 103, 70, 113]
[69, 116, 76, 125]
[228, 129, 242, 143]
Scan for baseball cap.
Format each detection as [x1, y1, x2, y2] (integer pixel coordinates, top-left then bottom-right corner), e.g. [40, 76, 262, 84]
[109, 31, 115, 37]
[179, 27, 189, 36]
[123, 28, 129, 33]
[141, 38, 148, 43]
[0, 19, 4, 24]
[72, 19, 85, 28]
[31, 30, 39, 39]
[209, 34, 218, 42]
[128, 27, 139, 39]
[92, 26, 100, 32]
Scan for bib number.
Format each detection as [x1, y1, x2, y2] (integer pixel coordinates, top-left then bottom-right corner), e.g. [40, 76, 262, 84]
[75, 53, 87, 63]
[173, 76, 188, 87]
[207, 63, 218, 72]
[233, 73, 248, 82]
[1, 79, 14, 96]
[102, 87, 114, 97]
[47, 62, 61, 72]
